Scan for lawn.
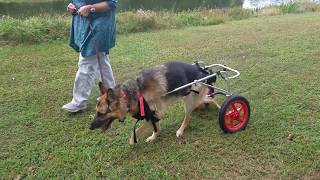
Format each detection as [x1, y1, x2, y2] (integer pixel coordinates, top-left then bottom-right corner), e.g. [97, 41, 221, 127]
[0, 13, 320, 178]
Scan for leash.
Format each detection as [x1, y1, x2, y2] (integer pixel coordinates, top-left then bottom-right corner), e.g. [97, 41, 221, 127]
[133, 120, 158, 143]
[88, 17, 107, 87]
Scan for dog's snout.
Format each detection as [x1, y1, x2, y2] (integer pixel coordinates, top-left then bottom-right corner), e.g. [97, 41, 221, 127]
[90, 120, 102, 130]
[96, 112, 104, 117]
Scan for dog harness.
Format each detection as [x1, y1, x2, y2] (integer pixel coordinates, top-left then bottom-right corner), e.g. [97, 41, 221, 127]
[132, 93, 159, 143]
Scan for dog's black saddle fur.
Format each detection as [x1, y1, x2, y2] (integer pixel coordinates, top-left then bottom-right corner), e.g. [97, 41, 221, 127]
[164, 61, 215, 96]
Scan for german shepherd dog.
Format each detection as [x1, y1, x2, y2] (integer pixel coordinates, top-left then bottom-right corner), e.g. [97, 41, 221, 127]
[90, 61, 216, 144]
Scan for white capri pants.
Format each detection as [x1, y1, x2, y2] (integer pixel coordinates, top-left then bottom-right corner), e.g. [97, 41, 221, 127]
[70, 52, 115, 107]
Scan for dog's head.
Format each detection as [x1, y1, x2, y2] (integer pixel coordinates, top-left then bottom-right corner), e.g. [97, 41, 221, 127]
[90, 83, 129, 131]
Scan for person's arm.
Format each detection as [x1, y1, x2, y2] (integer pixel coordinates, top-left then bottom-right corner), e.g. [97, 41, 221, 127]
[78, 1, 116, 16]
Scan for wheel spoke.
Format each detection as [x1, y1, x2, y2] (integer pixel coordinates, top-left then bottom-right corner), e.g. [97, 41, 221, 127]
[231, 103, 238, 112]
[238, 106, 244, 114]
[225, 110, 233, 117]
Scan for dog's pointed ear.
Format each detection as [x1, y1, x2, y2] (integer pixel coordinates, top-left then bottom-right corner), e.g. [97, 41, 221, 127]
[99, 82, 107, 95]
[107, 88, 116, 102]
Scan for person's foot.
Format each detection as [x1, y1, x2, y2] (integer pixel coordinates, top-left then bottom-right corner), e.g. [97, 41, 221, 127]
[62, 102, 87, 113]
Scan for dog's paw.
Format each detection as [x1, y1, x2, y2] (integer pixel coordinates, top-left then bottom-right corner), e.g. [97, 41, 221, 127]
[176, 129, 184, 138]
[145, 135, 157, 143]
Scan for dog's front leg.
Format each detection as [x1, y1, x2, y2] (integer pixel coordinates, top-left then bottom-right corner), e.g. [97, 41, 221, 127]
[146, 121, 160, 143]
[129, 120, 150, 145]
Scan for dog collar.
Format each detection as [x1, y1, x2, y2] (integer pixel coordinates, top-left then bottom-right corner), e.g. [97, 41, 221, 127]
[120, 89, 131, 114]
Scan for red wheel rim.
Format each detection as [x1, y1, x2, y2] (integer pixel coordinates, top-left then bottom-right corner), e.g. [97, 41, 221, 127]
[223, 99, 249, 132]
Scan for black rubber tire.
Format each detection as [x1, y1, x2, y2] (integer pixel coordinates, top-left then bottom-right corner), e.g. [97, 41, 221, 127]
[219, 95, 250, 133]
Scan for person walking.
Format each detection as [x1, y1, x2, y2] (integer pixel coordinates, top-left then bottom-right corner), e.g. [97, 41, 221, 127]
[62, 0, 117, 112]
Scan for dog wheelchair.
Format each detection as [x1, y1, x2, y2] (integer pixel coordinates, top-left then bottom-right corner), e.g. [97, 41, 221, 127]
[166, 61, 251, 133]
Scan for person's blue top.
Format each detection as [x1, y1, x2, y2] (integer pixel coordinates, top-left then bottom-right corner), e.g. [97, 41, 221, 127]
[69, 0, 117, 57]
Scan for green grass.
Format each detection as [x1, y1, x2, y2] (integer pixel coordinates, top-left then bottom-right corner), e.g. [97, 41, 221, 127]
[2, 3, 320, 45]
[280, 2, 299, 14]
[0, 15, 69, 44]
[1, 13, 320, 178]
[0, 8, 250, 44]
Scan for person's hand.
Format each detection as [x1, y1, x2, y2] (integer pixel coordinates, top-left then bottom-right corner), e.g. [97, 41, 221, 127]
[67, 3, 77, 14]
[78, 5, 92, 17]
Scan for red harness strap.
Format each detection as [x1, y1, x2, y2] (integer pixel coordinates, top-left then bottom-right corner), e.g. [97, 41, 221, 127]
[139, 93, 145, 117]
[120, 90, 145, 118]
[121, 89, 159, 144]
